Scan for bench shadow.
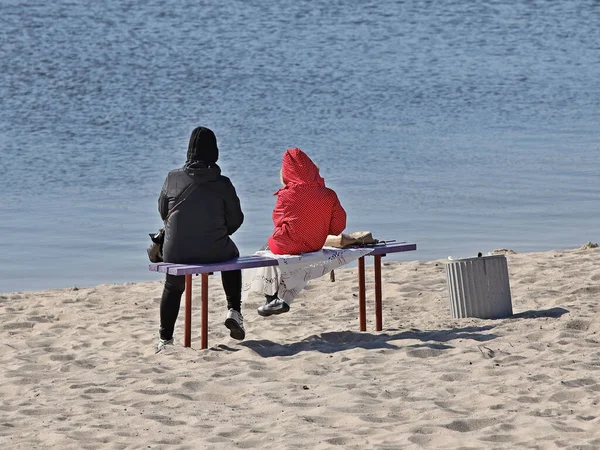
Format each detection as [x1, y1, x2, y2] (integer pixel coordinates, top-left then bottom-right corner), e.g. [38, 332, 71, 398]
[238, 325, 497, 358]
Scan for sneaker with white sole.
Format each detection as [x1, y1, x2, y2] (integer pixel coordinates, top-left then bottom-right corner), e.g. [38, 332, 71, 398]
[156, 337, 174, 353]
[224, 309, 245, 340]
[257, 298, 290, 317]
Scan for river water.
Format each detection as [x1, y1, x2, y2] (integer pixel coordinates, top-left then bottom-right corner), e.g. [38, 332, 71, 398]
[1, 0, 598, 292]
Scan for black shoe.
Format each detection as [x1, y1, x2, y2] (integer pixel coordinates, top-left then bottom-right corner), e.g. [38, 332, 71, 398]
[257, 299, 290, 317]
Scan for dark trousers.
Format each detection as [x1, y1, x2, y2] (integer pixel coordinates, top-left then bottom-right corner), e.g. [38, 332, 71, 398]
[159, 270, 242, 340]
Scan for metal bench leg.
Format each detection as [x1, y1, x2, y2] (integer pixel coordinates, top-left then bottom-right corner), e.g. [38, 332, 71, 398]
[184, 275, 192, 347]
[358, 256, 366, 331]
[374, 255, 383, 331]
[201, 273, 209, 349]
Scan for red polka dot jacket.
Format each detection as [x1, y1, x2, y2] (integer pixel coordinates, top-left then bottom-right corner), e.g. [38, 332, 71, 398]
[267, 148, 347, 255]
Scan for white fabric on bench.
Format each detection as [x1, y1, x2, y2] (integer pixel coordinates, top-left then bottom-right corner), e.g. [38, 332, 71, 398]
[242, 247, 374, 305]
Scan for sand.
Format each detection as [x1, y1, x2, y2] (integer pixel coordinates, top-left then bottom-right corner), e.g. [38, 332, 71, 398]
[1, 246, 600, 449]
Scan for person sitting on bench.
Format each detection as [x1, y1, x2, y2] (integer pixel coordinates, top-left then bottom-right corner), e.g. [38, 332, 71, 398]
[156, 126, 245, 352]
[257, 148, 347, 316]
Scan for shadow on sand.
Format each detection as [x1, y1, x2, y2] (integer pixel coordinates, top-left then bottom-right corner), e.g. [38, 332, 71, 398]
[238, 325, 497, 358]
[510, 307, 569, 319]
[236, 307, 570, 357]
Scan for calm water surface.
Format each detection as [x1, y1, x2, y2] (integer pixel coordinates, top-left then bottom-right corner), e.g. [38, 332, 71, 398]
[1, 0, 599, 292]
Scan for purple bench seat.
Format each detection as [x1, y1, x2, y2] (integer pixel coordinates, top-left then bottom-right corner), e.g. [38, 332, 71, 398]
[150, 255, 278, 276]
[149, 242, 417, 349]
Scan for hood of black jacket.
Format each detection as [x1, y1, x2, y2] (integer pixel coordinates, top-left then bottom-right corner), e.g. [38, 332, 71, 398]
[184, 161, 221, 184]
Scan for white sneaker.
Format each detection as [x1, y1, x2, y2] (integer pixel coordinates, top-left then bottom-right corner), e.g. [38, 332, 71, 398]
[156, 337, 174, 353]
[224, 309, 245, 340]
[257, 298, 290, 317]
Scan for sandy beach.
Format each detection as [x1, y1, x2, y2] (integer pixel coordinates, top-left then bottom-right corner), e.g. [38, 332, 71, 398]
[1, 245, 600, 449]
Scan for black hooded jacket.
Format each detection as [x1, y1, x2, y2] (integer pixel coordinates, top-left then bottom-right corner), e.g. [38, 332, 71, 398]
[158, 161, 244, 264]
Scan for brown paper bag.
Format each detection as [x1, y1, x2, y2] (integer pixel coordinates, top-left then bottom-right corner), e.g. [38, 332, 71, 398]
[324, 231, 378, 248]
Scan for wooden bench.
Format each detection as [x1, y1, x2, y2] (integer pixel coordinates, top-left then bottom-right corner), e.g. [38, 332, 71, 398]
[149, 242, 417, 349]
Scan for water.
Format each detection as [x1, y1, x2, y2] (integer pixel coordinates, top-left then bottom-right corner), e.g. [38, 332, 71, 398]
[1, 0, 599, 293]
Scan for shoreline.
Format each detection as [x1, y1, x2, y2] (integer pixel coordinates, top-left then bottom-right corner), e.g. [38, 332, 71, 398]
[1, 245, 599, 448]
[2, 242, 596, 296]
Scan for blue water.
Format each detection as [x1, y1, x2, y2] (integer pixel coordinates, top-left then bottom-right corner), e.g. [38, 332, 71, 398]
[1, 0, 599, 293]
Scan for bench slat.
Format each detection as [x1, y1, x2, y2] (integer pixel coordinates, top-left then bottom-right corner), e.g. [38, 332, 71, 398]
[368, 242, 417, 255]
[149, 255, 279, 275]
[148, 242, 417, 276]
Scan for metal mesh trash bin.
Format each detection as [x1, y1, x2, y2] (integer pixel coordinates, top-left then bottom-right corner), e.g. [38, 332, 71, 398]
[445, 254, 512, 319]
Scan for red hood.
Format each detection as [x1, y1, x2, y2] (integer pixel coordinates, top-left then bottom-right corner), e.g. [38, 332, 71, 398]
[280, 148, 324, 187]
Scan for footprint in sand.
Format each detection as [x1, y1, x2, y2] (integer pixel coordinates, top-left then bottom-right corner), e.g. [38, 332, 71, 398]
[445, 418, 496, 432]
[143, 415, 186, 426]
[564, 320, 591, 331]
[2, 322, 34, 330]
[406, 347, 446, 358]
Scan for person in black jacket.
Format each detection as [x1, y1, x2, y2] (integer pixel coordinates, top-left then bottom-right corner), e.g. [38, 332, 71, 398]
[157, 126, 244, 352]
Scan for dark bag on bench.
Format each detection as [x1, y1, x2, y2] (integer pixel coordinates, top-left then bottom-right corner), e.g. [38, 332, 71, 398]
[147, 228, 166, 263]
[147, 181, 198, 263]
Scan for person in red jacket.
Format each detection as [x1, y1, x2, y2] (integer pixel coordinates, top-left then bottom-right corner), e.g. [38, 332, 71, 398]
[258, 148, 347, 316]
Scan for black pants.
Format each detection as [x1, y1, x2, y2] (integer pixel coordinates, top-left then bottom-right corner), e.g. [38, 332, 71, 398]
[159, 270, 242, 341]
